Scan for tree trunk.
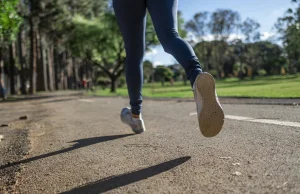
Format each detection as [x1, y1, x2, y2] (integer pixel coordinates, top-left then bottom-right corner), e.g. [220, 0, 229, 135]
[202, 42, 209, 71]
[213, 41, 220, 80]
[66, 51, 73, 89]
[18, 29, 27, 94]
[58, 51, 66, 90]
[36, 30, 48, 91]
[9, 43, 16, 95]
[47, 45, 55, 91]
[288, 57, 296, 75]
[54, 47, 59, 90]
[41, 39, 48, 91]
[29, 18, 37, 94]
[72, 58, 79, 90]
[110, 77, 116, 93]
[161, 80, 165, 87]
[0, 48, 6, 98]
[183, 75, 187, 86]
[62, 52, 68, 89]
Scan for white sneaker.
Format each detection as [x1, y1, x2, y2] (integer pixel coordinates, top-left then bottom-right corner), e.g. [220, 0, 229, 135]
[193, 73, 224, 137]
[121, 107, 146, 134]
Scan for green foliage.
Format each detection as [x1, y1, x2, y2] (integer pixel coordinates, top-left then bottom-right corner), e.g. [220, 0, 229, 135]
[241, 18, 261, 42]
[154, 65, 174, 86]
[209, 9, 241, 41]
[187, 10, 265, 78]
[146, 12, 160, 48]
[185, 11, 209, 39]
[177, 11, 188, 38]
[0, 0, 22, 44]
[275, 0, 300, 73]
[193, 39, 286, 77]
[69, 8, 165, 92]
[90, 75, 300, 98]
[143, 60, 154, 83]
[258, 69, 267, 76]
[118, 76, 126, 87]
[70, 12, 125, 68]
[64, 0, 108, 18]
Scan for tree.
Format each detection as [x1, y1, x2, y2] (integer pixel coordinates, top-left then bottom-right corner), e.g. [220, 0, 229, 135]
[154, 65, 174, 87]
[193, 41, 214, 71]
[275, 0, 300, 74]
[209, 9, 241, 41]
[239, 18, 261, 78]
[179, 67, 188, 85]
[232, 39, 248, 79]
[27, 0, 39, 94]
[69, 13, 125, 93]
[0, 0, 111, 96]
[0, 0, 22, 96]
[15, 0, 110, 93]
[17, 28, 27, 94]
[0, 0, 22, 41]
[69, 8, 161, 93]
[145, 12, 160, 49]
[209, 9, 241, 78]
[185, 12, 209, 41]
[186, 12, 209, 70]
[255, 41, 286, 75]
[143, 60, 153, 83]
[241, 18, 261, 43]
[65, 0, 108, 18]
[177, 11, 188, 38]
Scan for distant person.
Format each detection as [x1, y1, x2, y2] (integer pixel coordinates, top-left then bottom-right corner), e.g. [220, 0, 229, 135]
[114, 0, 224, 137]
[82, 79, 87, 89]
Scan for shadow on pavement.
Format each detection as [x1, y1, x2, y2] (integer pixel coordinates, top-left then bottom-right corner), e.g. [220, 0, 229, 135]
[61, 156, 191, 194]
[0, 92, 84, 104]
[0, 134, 133, 170]
[0, 95, 54, 103]
[40, 98, 79, 104]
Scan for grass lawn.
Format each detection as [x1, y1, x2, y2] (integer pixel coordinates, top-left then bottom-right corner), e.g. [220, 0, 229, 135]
[89, 74, 300, 98]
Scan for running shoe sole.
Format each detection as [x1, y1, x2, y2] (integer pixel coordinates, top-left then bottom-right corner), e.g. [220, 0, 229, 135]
[195, 73, 225, 137]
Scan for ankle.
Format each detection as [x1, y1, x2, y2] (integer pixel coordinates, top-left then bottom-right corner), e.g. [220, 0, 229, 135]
[132, 113, 141, 119]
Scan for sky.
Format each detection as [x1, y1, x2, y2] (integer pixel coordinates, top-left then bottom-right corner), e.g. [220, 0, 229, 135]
[144, 0, 292, 66]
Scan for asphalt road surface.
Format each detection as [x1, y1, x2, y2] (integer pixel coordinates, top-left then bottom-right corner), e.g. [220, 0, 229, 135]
[1, 95, 300, 193]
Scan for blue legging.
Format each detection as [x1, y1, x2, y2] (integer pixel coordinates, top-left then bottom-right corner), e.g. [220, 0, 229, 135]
[113, 0, 202, 115]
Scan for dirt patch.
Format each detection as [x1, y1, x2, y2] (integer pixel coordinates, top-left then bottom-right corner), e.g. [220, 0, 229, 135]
[0, 102, 47, 193]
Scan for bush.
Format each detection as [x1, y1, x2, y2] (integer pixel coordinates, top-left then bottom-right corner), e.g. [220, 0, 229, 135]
[208, 69, 218, 78]
[295, 61, 300, 72]
[97, 77, 111, 89]
[258, 69, 267, 76]
[118, 76, 126, 87]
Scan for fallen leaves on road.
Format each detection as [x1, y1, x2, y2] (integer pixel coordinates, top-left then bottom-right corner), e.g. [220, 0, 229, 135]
[0, 135, 4, 142]
[220, 157, 231, 160]
[277, 182, 288, 189]
[78, 99, 95, 103]
[232, 162, 241, 166]
[19, 116, 28, 120]
[233, 171, 242, 176]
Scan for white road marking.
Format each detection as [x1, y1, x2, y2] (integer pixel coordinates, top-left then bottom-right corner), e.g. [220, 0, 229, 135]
[78, 99, 95, 103]
[225, 115, 300, 128]
[189, 112, 300, 128]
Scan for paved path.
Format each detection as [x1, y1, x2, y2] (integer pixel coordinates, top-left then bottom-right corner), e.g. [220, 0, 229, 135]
[1, 95, 300, 193]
